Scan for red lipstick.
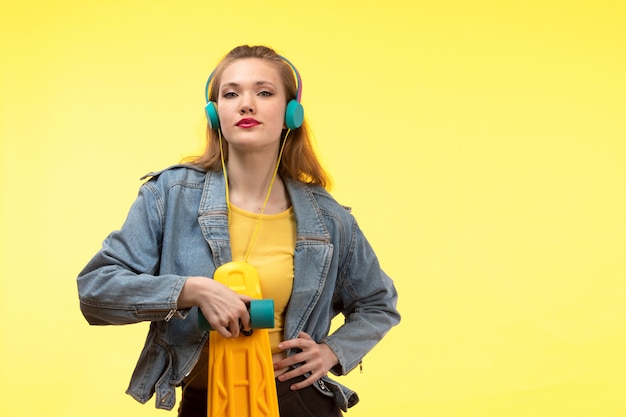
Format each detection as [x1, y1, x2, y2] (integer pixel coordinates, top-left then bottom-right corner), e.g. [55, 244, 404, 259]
[236, 118, 260, 128]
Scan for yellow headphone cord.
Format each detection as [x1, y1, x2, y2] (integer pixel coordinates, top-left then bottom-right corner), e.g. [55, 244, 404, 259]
[181, 130, 290, 393]
[218, 129, 291, 262]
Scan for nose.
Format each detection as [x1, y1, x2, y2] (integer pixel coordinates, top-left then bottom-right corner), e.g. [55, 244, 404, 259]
[239, 94, 255, 114]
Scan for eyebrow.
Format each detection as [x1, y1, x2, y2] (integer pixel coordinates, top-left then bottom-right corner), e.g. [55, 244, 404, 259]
[220, 80, 277, 89]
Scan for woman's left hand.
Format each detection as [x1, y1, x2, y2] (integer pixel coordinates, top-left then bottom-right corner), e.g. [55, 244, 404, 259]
[273, 332, 339, 390]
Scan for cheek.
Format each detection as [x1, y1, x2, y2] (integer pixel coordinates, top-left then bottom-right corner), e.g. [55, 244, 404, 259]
[216, 102, 236, 126]
[215, 101, 229, 117]
[272, 105, 286, 125]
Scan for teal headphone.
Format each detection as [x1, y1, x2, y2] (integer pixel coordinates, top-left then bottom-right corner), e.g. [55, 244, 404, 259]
[204, 55, 304, 130]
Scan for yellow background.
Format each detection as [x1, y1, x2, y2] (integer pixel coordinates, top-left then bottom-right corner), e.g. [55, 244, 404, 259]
[1, 1, 625, 416]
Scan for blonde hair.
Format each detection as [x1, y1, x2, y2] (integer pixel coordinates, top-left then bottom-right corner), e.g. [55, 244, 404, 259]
[184, 45, 332, 190]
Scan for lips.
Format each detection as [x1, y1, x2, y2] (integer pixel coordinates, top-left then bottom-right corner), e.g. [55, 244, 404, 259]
[236, 118, 260, 128]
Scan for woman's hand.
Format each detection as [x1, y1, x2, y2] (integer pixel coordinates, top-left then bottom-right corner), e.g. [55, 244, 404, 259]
[178, 276, 251, 338]
[273, 332, 339, 390]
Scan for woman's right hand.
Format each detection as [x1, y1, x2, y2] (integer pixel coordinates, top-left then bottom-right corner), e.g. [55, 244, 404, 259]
[178, 276, 251, 338]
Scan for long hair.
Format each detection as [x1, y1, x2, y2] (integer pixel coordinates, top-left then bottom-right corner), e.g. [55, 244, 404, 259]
[184, 45, 332, 190]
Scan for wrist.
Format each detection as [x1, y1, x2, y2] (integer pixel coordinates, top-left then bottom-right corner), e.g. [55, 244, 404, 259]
[177, 276, 205, 308]
[320, 342, 339, 369]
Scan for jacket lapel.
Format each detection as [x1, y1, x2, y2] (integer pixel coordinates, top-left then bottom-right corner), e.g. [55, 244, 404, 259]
[197, 171, 232, 267]
[283, 180, 334, 340]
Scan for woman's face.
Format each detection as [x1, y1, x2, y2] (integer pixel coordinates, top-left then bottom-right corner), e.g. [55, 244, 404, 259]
[216, 58, 287, 153]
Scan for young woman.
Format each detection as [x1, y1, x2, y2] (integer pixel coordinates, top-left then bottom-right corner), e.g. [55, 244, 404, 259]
[77, 45, 400, 417]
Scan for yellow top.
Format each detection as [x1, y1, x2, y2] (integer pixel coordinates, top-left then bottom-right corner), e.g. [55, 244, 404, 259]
[229, 204, 296, 353]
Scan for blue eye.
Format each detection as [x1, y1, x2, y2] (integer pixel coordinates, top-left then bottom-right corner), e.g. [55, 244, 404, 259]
[223, 91, 237, 98]
[259, 91, 273, 97]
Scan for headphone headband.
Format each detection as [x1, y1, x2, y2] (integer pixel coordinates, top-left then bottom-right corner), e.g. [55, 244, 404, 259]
[278, 55, 303, 103]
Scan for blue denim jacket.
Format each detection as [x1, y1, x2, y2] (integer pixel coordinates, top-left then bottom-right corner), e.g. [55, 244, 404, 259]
[77, 165, 400, 411]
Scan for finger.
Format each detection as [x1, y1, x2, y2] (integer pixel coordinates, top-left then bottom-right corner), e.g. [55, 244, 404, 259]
[234, 296, 252, 330]
[273, 352, 304, 370]
[289, 374, 318, 390]
[228, 318, 240, 338]
[278, 337, 311, 351]
[297, 331, 313, 340]
[216, 325, 233, 338]
[240, 310, 251, 331]
[278, 367, 319, 391]
[276, 363, 309, 382]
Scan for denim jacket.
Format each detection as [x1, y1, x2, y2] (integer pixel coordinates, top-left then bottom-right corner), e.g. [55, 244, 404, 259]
[77, 165, 400, 411]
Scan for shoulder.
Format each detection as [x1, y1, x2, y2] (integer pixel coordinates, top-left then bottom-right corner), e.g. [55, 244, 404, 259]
[290, 180, 353, 220]
[140, 164, 208, 188]
[312, 186, 351, 213]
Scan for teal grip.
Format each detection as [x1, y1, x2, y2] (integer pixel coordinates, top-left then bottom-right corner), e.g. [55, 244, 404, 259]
[198, 311, 212, 331]
[198, 299, 275, 331]
[249, 299, 274, 329]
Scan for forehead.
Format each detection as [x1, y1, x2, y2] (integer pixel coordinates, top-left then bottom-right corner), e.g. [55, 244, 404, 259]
[219, 58, 282, 86]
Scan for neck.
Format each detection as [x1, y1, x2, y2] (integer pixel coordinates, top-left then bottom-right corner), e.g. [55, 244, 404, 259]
[226, 151, 289, 214]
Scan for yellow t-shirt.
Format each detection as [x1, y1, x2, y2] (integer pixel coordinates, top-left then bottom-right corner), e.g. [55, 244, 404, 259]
[229, 204, 295, 353]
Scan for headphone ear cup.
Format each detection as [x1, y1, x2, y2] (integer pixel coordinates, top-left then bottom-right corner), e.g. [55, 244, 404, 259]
[205, 101, 220, 129]
[284, 100, 304, 129]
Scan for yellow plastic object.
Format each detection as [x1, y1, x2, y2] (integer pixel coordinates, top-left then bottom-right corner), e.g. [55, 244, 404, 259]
[207, 261, 280, 417]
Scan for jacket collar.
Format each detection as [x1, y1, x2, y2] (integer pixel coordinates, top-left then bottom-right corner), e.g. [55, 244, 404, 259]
[198, 171, 331, 243]
[284, 178, 331, 243]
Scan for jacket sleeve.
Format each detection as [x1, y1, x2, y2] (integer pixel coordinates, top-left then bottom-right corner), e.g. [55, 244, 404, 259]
[76, 179, 188, 325]
[323, 219, 401, 375]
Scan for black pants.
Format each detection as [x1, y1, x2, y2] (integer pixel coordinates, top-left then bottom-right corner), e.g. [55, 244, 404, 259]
[178, 375, 343, 417]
